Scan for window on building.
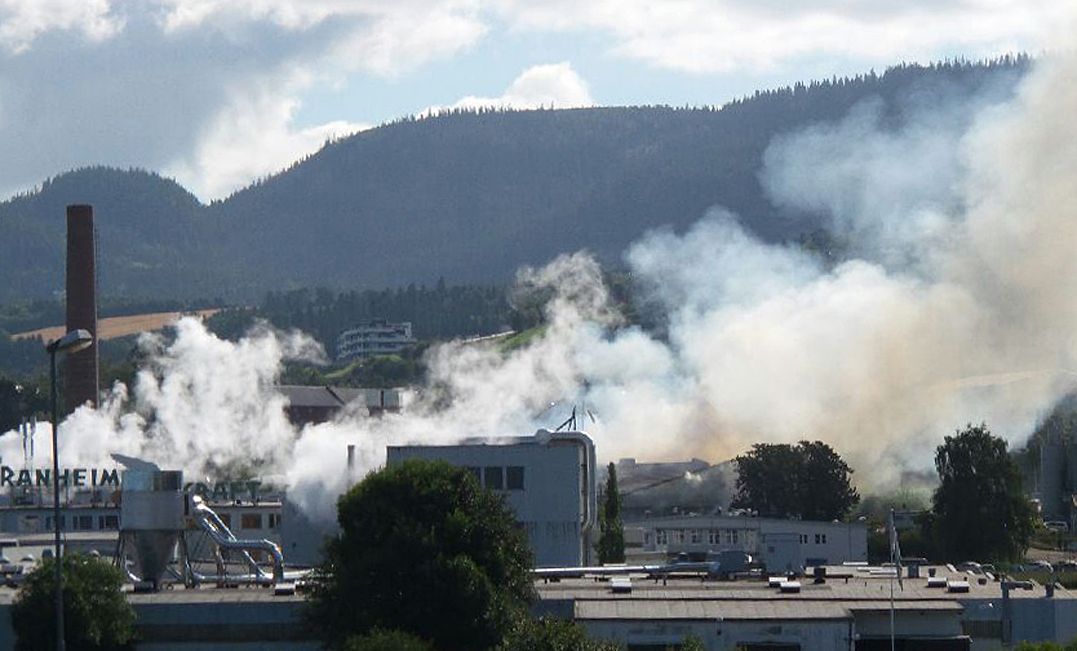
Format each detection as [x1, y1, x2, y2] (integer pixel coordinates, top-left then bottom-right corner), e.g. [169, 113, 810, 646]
[75, 515, 94, 531]
[708, 530, 718, 544]
[506, 466, 525, 490]
[822, 533, 827, 544]
[219, 513, 231, 529]
[815, 534, 821, 544]
[484, 466, 504, 490]
[465, 467, 482, 483]
[656, 529, 668, 545]
[99, 515, 119, 530]
[268, 513, 282, 529]
[241, 513, 262, 530]
[690, 529, 702, 543]
[675, 530, 685, 544]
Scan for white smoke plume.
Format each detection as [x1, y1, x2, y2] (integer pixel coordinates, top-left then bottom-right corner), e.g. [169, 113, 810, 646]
[3, 51, 1076, 517]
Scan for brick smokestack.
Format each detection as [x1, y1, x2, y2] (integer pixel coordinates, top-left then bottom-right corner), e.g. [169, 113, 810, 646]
[65, 204, 99, 413]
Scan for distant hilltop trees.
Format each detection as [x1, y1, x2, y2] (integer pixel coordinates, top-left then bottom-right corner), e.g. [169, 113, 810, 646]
[0, 57, 1031, 305]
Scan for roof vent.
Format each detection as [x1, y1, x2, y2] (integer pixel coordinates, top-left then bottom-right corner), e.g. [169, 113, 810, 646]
[946, 580, 970, 593]
[779, 581, 801, 594]
[610, 577, 632, 594]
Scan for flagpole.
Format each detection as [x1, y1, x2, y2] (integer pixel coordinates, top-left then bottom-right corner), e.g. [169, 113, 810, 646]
[889, 508, 899, 651]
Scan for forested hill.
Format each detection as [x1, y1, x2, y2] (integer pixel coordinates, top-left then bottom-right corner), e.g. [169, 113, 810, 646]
[0, 58, 1029, 304]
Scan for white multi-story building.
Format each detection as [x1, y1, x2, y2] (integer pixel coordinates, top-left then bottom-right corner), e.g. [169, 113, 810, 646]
[387, 429, 598, 567]
[336, 320, 415, 361]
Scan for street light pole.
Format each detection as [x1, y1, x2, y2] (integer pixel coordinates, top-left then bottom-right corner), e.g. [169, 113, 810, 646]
[48, 346, 65, 651]
[45, 328, 93, 651]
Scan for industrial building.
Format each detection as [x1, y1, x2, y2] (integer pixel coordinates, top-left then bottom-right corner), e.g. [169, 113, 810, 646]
[277, 385, 404, 425]
[535, 564, 1077, 650]
[335, 320, 415, 361]
[1038, 428, 1077, 531]
[628, 514, 868, 570]
[387, 429, 598, 567]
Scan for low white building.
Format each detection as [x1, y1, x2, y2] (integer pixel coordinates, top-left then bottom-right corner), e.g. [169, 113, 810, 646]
[630, 514, 867, 570]
[387, 429, 597, 567]
[336, 320, 415, 361]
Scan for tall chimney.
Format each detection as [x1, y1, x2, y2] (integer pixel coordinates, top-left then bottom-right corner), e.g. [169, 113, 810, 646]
[65, 204, 99, 413]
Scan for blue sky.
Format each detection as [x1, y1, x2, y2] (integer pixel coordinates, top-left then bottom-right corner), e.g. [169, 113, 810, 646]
[0, 0, 1069, 201]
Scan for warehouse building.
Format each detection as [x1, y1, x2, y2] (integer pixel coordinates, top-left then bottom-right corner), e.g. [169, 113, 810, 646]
[535, 564, 1077, 650]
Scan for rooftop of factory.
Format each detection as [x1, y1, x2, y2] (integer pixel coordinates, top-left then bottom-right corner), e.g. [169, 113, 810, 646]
[535, 564, 1070, 606]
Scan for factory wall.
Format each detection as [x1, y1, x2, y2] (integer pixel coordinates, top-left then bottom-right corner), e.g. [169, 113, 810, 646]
[633, 515, 868, 567]
[580, 618, 852, 651]
[387, 431, 596, 567]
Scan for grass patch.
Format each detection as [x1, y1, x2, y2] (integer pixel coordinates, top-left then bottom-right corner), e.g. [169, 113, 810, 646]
[498, 326, 547, 352]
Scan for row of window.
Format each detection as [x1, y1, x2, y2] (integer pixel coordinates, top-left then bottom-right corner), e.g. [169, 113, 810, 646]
[465, 466, 525, 491]
[214, 512, 281, 530]
[798, 533, 828, 544]
[654, 528, 755, 546]
[41, 512, 279, 532]
[44, 514, 120, 531]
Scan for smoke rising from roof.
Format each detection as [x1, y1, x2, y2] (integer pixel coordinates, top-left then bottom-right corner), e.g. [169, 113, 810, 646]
[2, 51, 1076, 520]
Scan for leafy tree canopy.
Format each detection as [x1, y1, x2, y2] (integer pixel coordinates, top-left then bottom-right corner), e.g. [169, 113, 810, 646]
[496, 617, 621, 651]
[931, 423, 1036, 562]
[732, 440, 860, 520]
[306, 459, 535, 651]
[11, 553, 136, 651]
[342, 629, 436, 651]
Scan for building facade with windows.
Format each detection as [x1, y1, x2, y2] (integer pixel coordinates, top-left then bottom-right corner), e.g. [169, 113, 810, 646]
[387, 429, 597, 567]
[335, 320, 415, 361]
[629, 514, 867, 570]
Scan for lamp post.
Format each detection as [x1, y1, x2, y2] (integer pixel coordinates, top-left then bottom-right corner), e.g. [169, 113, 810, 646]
[45, 329, 93, 651]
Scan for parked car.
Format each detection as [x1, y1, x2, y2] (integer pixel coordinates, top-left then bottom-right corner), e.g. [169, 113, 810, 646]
[1056, 560, 1077, 572]
[1029, 560, 1054, 573]
[1044, 521, 1070, 533]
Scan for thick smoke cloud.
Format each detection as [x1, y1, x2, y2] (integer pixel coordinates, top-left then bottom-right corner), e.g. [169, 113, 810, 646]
[3, 51, 1076, 519]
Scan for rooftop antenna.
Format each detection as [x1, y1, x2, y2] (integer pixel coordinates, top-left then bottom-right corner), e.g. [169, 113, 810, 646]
[554, 406, 576, 432]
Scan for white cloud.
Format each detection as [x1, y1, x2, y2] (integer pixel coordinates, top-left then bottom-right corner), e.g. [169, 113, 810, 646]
[166, 75, 369, 200]
[0, 0, 123, 53]
[497, 0, 1071, 73]
[428, 61, 593, 114]
[0, 0, 1070, 202]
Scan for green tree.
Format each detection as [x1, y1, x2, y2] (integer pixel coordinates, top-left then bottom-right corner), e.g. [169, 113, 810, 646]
[497, 617, 621, 651]
[732, 441, 859, 520]
[931, 424, 1036, 562]
[306, 459, 535, 650]
[676, 635, 706, 651]
[1014, 639, 1077, 651]
[342, 629, 436, 651]
[597, 462, 626, 564]
[11, 553, 136, 651]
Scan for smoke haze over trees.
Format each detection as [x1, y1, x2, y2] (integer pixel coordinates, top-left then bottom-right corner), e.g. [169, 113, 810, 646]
[0, 58, 1028, 305]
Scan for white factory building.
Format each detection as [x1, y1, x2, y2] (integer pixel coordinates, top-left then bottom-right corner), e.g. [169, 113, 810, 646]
[387, 429, 597, 567]
[629, 514, 868, 570]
